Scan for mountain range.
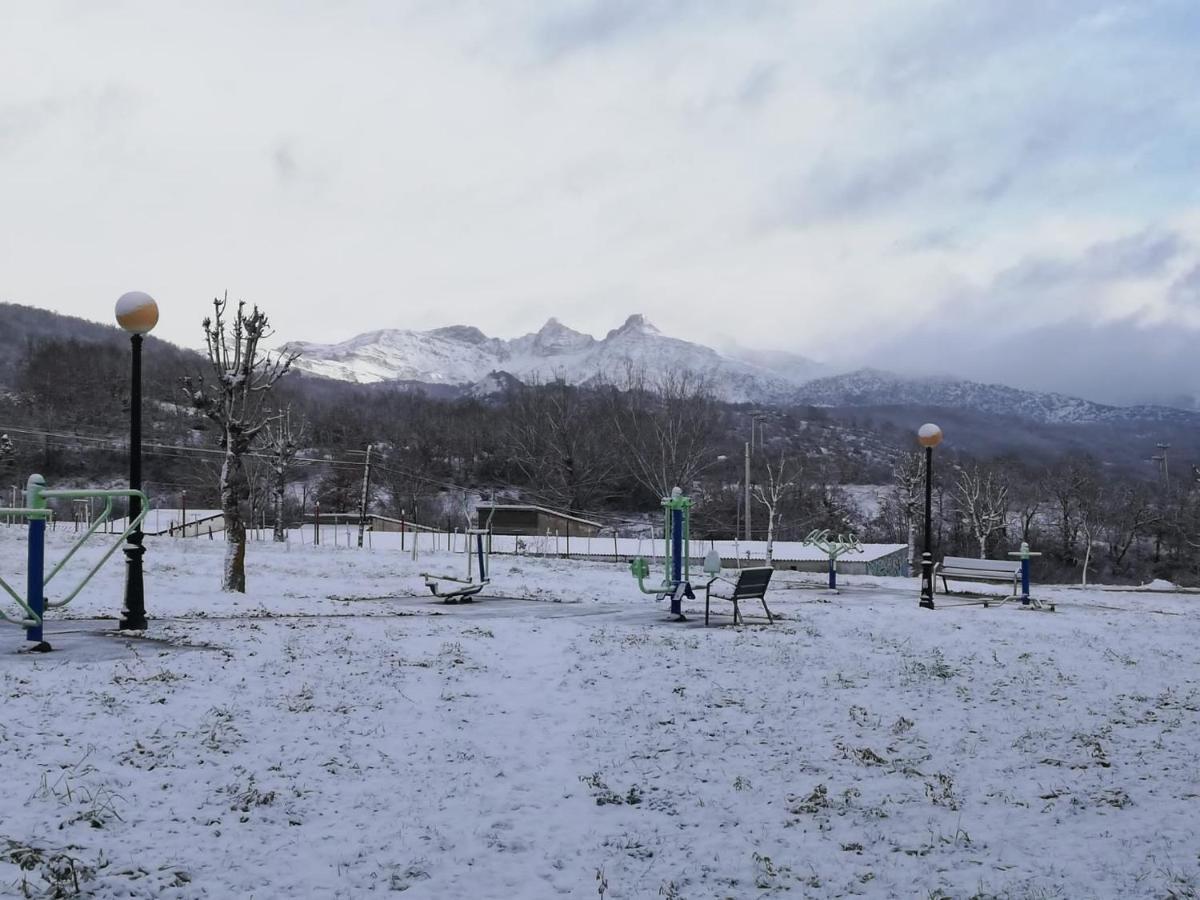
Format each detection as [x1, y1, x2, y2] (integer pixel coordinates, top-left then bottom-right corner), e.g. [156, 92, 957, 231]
[286, 315, 1200, 427]
[285, 314, 820, 405]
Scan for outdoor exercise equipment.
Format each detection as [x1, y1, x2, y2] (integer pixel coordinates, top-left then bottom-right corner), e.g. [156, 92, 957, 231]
[630, 487, 694, 621]
[803, 529, 862, 592]
[0, 474, 149, 651]
[1006, 541, 1054, 611]
[421, 504, 495, 604]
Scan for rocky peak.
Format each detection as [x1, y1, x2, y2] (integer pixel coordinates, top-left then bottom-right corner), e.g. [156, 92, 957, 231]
[606, 314, 661, 340]
[529, 317, 594, 356]
[428, 325, 490, 345]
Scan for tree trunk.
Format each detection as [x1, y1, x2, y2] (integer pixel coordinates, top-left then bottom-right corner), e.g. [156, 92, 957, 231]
[905, 500, 917, 575]
[1081, 535, 1092, 586]
[272, 479, 286, 543]
[978, 534, 987, 559]
[765, 507, 776, 564]
[222, 447, 248, 593]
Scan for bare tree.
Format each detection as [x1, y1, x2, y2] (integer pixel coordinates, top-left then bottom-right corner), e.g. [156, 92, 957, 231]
[183, 295, 298, 591]
[1041, 458, 1094, 566]
[604, 366, 718, 502]
[752, 452, 800, 563]
[264, 406, 306, 542]
[1009, 479, 1043, 545]
[0, 433, 15, 479]
[954, 463, 1009, 559]
[890, 451, 923, 574]
[502, 379, 615, 510]
[1102, 483, 1159, 574]
[1079, 484, 1103, 586]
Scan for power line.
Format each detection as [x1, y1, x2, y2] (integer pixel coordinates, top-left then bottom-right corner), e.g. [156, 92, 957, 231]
[0, 423, 631, 524]
[0, 424, 362, 470]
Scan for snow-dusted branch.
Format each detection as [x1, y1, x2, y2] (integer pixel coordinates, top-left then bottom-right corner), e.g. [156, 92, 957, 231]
[182, 293, 300, 591]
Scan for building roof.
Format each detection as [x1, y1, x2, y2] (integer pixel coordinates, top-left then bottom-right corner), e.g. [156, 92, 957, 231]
[700, 541, 908, 563]
[476, 504, 605, 529]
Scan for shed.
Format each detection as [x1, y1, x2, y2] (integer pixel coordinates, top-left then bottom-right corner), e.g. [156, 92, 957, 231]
[680, 541, 908, 576]
[475, 504, 604, 538]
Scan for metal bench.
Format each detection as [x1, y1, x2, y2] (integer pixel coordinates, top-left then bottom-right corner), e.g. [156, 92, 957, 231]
[704, 566, 774, 626]
[934, 556, 1020, 596]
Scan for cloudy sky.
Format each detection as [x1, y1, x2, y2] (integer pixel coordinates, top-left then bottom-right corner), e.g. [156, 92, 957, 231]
[3, 1, 1199, 403]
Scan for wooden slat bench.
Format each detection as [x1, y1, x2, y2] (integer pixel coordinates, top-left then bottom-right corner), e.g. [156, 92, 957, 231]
[935, 556, 1020, 596]
[704, 566, 774, 626]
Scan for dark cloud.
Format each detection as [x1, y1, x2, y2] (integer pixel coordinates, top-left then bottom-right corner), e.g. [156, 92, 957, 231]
[1169, 264, 1200, 306]
[775, 145, 950, 225]
[853, 229, 1200, 405]
[536, 0, 774, 57]
[0, 86, 136, 154]
[995, 230, 1185, 292]
[1084, 230, 1185, 279]
[735, 62, 779, 109]
[273, 143, 298, 182]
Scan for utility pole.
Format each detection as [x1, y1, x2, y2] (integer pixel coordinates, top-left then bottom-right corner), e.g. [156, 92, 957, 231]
[1152, 442, 1171, 490]
[744, 440, 751, 541]
[356, 444, 373, 548]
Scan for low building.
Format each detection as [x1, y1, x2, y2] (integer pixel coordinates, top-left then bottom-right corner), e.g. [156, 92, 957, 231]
[475, 504, 604, 538]
[751, 543, 909, 577]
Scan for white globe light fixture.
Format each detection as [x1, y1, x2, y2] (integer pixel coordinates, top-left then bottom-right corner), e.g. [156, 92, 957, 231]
[115, 291, 159, 335]
[917, 423, 943, 449]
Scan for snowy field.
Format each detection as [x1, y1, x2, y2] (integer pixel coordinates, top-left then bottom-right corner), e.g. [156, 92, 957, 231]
[1, 529, 1199, 898]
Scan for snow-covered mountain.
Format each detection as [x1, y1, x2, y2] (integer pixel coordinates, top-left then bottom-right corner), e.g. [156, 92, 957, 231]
[286, 316, 1199, 426]
[286, 314, 810, 404]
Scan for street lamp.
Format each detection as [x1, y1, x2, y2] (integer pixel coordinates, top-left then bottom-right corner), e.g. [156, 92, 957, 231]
[115, 291, 159, 630]
[917, 422, 943, 610]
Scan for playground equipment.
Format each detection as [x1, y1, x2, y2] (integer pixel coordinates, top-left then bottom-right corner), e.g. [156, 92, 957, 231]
[630, 487, 694, 621]
[1006, 541, 1053, 612]
[803, 529, 862, 592]
[421, 504, 495, 604]
[0, 474, 149, 651]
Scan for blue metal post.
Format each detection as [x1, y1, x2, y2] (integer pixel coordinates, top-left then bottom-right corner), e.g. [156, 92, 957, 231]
[668, 507, 684, 616]
[476, 533, 487, 582]
[26, 517, 45, 645]
[1015, 540, 1032, 605]
[670, 507, 683, 587]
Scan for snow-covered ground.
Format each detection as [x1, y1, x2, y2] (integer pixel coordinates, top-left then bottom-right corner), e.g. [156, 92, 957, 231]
[1, 528, 1199, 898]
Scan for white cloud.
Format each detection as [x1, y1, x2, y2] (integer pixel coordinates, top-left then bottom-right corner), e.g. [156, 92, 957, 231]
[0, 0, 1197, 395]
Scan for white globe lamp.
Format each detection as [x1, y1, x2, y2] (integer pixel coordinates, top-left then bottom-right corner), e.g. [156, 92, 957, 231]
[115, 291, 159, 335]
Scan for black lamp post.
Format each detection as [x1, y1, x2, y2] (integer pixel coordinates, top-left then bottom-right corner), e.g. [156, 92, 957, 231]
[917, 422, 943, 610]
[115, 291, 159, 630]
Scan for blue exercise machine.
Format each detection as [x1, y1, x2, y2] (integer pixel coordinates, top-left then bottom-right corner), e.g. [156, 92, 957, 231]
[0, 474, 149, 652]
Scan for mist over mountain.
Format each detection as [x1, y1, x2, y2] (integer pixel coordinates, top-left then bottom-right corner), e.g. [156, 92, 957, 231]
[854, 315, 1200, 410]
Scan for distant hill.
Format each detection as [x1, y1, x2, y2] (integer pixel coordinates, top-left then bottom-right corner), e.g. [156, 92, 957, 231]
[796, 368, 1200, 427]
[0, 302, 204, 393]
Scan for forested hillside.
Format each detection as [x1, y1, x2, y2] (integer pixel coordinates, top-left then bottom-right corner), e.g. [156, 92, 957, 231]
[2, 303, 1199, 585]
